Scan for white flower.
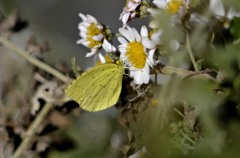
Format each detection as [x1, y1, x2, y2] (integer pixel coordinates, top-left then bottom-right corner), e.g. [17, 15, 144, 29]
[76, 13, 116, 62]
[148, 0, 190, 27]
[209, 0, 240, 20]
[152, 0, 189, 15]
[76, 13, 103, 57]
[119, 0, 142, 27]
[118, 26, 156, 85]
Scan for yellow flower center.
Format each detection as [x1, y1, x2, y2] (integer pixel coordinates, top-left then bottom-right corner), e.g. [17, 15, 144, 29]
[126, 42, 146, 69]
[166, 0, 185, 15]
[86, 23, 103, 48]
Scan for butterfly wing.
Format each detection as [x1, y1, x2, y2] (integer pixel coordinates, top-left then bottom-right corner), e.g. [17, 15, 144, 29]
[65, 63, 124, 112]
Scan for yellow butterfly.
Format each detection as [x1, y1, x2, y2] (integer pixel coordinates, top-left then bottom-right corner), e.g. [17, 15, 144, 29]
[65, 62, 124, 112]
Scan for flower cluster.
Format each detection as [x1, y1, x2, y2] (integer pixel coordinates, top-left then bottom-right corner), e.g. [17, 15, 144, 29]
[119, 0, 142, 27]
[77, 11, 157, 85]
[74, 0, 240, 156]
[77, 13, 115, 62]
[76, 0, 240, 86]
[153, 0, 189, 15]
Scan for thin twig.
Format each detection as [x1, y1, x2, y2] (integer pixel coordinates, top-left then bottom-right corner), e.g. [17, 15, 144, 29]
[1, 36, 219, 82]
[12, 103, 52, 158]
[173, 108, 185, 118]
[0, 37, 69, 157]
[71, 57, 81, 77]
[183, 69, 215, 79]
[0, 36, 219, 158]
[154, 63, 219, 82]
[186, 33, 199, 71]
[0, 37, 68, 83]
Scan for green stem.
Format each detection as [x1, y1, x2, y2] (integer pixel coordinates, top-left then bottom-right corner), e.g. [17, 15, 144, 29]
[186, 33, 199, 71]
[154, 63, 218, 82]
[12, 103, 52, 158]
[0, 37, 70, 157]
[0, 37, 68, 83]
[180, 130, 196, 145]
[173, 108, 185, 118]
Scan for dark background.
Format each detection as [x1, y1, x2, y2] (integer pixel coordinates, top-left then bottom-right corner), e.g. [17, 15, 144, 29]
[0, 0, 125, 69]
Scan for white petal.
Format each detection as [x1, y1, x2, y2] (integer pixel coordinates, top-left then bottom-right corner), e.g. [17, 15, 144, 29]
[122, 12, 130, 26]
[147, 49, 156, 67]
[227, 8, 240, 19]
[119, 47, 127, 53]
[120, 53, 126, 61]
[92, 34, 104, 41]
[86, 14, 97, 23]
[134, 72, 142, 84]
[126, 26, 136, 41]
[129, 68, 134, 77]
[153, 0, 166, 9]
[79, 24, 87, 30]
[79, 13, 87, 21]
[118, 37, 128, 45]
[209, 0, 225, 16]
[98, 53, 106, 63]
[76, 38, 85, 44]
[130, 12, 137, 18]
[118, 44, 127, 49]
[119, 9, 125, 20]
[142, 38, 156, 49]
[80, 31, 87, 38]
[134, 70, 145, 84]
[119, 27, 134, 42]
[82, 41, 90, 47]
[140, 26, 148, 38]
[131, 27, 141, 42]
[142, 64, 150, 83]
[130, 64, 150, 85]
[86, 49, 98, 57]
[78, 24, 88, 32]
[142, 70, 150, 84]
[79, 21, 90, 27]
[97, 24, 103, 30]
[127, 2, 140, 11]
[226, 8, 235, 19]
[102, 39, 116, 52]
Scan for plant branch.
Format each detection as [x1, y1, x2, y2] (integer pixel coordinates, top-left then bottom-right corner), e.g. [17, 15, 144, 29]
[0, 37, 70, 157]
[154, 63, 219, 82]
[12, 103, 52, 158]
[0, 36, 219, 158]
[0, 36, 68, 83]
[186, 33, 199, 71]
